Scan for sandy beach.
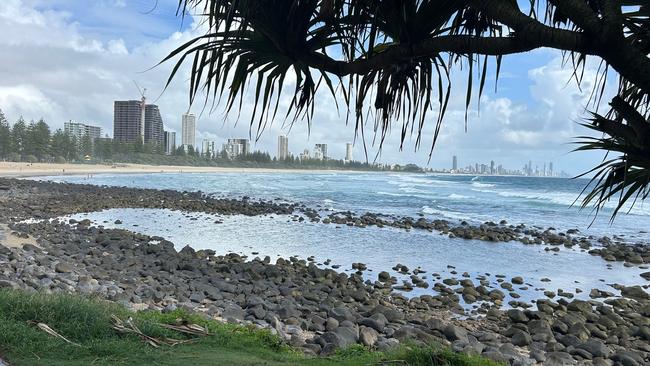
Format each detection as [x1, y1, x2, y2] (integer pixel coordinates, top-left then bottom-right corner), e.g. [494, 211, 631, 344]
[0, 162, 367, 178]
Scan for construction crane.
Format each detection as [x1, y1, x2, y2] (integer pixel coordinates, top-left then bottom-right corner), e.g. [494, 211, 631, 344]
[133, 80, 147, 140]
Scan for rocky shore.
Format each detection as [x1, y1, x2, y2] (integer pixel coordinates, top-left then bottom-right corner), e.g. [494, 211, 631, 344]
[1, 177, 649, 365]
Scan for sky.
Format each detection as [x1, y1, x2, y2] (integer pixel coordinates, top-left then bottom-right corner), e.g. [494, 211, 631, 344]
[0, 0, 616, 174]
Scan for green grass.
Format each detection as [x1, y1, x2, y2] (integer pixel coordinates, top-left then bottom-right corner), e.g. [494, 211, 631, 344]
[0, 289, 499, 366]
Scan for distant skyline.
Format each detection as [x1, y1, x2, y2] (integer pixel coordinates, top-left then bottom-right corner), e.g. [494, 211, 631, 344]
[0, 0, 618, 175]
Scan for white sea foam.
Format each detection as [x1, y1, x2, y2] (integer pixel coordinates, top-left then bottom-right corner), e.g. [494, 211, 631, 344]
[471, 182, 496, 188]
[472, 187, 650, 216]
[447, 193, 470, 200]
[421, 205, 485, 221]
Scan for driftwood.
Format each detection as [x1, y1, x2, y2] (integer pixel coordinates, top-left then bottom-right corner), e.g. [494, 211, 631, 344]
[111, 315, 210, 347]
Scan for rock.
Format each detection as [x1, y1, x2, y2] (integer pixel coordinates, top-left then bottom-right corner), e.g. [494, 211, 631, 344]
[611, 350, 644, 366]
[620, 285, 649, 300]
[640, 271, 650, 281]
[482, 351, 510, 364]
[222, 304, 246, 322]
[530, 350, 546, 363]
[636, 325, 650, 341]
[577, 339, 611, 359]
[0, 280, 18, 289]
[443, 324, 468, 343]
[511, 329, 532, 346]
[512, 276, 524, 285]
[394, 326, 434, 343]
[567, 300, 592, 313]
[329, 306, 355, 322]
[358, 315, 386, 333]
[378, 271, 391, 282]
[334, 327, 358, 348]
[545, 352, 577, 366]
[507, 309, 528, 323]
[359, 326, 378, 347]
[54, 262, 73, 273]
[325, 317, 339, 331]
[375, 338, 400, 352]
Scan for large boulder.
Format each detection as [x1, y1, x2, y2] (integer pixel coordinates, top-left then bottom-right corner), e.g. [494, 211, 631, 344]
[577, 339, 611, 359]
[443, 324, 468, 343]
[359, 326, 379, 347]
[620, 286, 649, 300]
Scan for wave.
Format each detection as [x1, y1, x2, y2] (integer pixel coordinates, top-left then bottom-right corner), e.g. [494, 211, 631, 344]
[421, 205, 486, 221]
[387, 174, 457, 188]
[447, 193, 470, 200]
[473, 188, 650, 216]
[376, 191, 410, 197]
[471, 182, 495, 188]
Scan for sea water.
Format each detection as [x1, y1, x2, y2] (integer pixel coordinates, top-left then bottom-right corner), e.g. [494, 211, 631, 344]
[36, 172, 650, 305]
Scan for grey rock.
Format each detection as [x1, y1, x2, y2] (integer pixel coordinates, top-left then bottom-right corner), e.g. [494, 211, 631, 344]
[511, 329, 532, 346]
[545, 352, 577, 365]
[507, 308, 528, 323]
[443, 324, 468, 343]
[620, 285, 649, 300]
[222, 304, 246, 322]
[359, 326, 378, 347]
[54, 262, 73, 273]
[577, 339, 611, 358]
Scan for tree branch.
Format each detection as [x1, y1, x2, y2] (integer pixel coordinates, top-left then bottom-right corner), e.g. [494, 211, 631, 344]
[546, 0, 602, 34]
[303, 34, 592, 77]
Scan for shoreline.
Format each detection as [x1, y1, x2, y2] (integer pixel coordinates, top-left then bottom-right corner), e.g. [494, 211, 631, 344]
[0, 161, 377, 178]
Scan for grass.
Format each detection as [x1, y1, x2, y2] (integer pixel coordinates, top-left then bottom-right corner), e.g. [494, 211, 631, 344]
[0, 289, 499, 366]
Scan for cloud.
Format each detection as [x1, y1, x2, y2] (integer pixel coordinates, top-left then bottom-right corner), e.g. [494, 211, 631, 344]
[0, 0, 617, 174]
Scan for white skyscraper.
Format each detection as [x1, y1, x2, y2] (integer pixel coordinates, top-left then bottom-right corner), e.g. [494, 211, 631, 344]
[181, 113, 196, 148]
[314, 143, 328, 160]
[278, 135, 289, 160]
[345, 143, 353, 162]
[64, 120, 102, 141]
[202, 140, 215, 158]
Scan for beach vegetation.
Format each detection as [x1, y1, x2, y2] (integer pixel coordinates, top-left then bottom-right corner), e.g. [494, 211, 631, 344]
[0, 289, 497, 366]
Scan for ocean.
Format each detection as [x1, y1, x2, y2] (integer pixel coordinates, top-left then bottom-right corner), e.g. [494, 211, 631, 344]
[37, 172, 649, 305]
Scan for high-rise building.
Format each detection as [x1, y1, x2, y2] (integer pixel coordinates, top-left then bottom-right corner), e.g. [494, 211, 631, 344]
[490, 160, 495, 175]
[345, 143, 353, 162]
[277, 135, 289, 160]
[64, 120, 102, 142]
[202, 140, 216, 158]
[181, 113, 196, 148]
[452, 155, 458, 171]
[222, 138, 250, 159]
[314, 143, 328, 160]
[549, 162, 554, 177]
[164, 131, 176, 155]
[299, 149, 311, 161]
[144, 105, 164, 145]
[114, 100, 145, 143]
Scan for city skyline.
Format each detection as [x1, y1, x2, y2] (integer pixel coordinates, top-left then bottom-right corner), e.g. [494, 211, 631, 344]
[449, 155, 568, 177]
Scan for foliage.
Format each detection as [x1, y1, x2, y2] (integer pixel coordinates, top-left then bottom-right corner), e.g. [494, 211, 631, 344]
[0, 116, 400, 171]
[166, 0, 650, 218]
[0, 289, 497, 366]
[0, 109, 10, 158]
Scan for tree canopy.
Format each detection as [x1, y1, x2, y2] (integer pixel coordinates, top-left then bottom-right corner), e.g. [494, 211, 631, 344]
[166, 0, 650, 218]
